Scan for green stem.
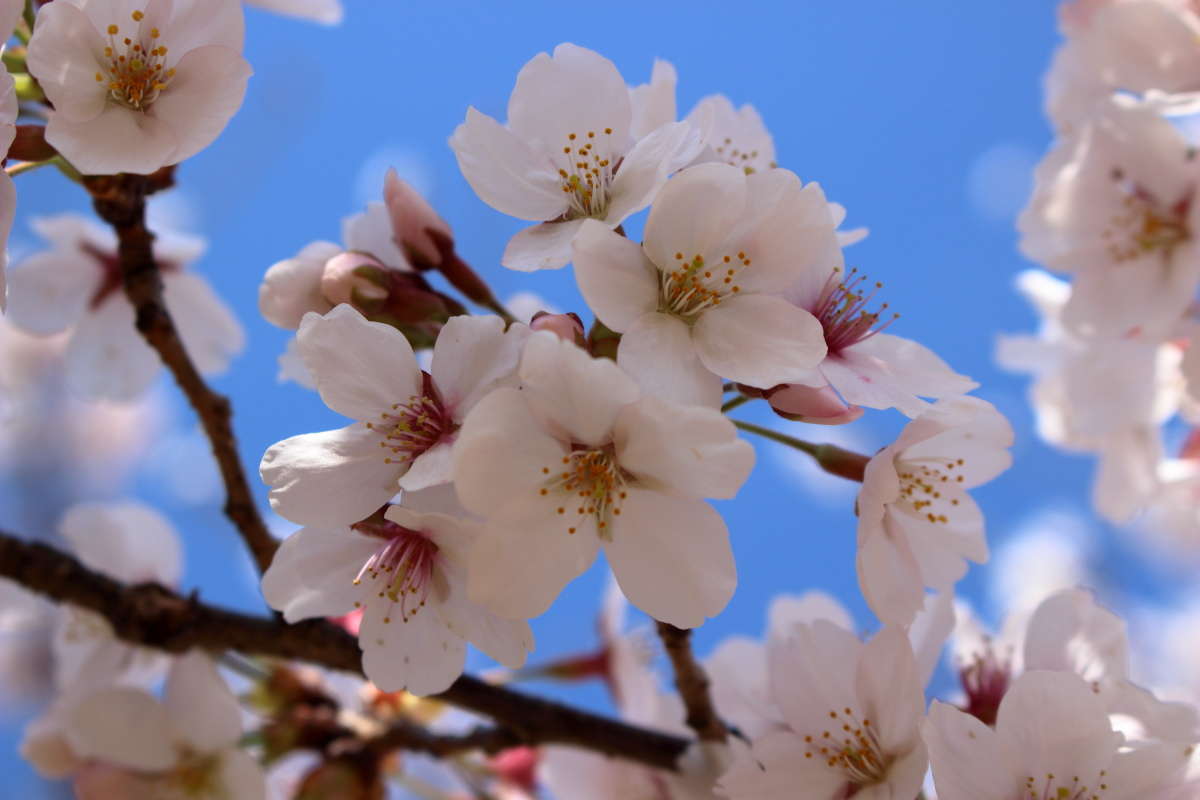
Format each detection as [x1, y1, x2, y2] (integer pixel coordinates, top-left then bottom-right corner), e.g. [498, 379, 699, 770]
[732, 419, 819, 455]
[5, 158, 49, 177]
[13, 73, 43, 103]
[721, 394, 751, 413]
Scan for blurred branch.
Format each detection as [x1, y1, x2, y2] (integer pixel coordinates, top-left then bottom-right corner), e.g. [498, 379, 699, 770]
[365, 720, 523, 759]
[655, 622, 727, 742]
[87, 172, 279, 575]
[0, 532, 691, 771]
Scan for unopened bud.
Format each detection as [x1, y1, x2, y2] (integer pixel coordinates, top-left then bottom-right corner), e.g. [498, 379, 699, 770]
[384, 168, 452, 268]
[490, 747, 539, 791]
[321, 252, 389, 307]
[766, 383, 864, 426]
[531, 312, 585, 343]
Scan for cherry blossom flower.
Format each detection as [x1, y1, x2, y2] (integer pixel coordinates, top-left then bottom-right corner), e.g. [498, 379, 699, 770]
[262, 501, 534, 695]
[245, 0, 343, 24]
[924, 670, 1198, 800]
[450, 43, 701, 271]
[261, 306, 528, 527]
[453, 332, 755, 627]
[4, 214, 243, 400]
[26, 0, 252, 175]
[856, 396, 1014, 627]
[1018, 97, 1200, 341]
[64, 651, 266, 799]
[572, 163, 834, 407]
[718, 625, 929, 800]
[686, 95, 776, 175]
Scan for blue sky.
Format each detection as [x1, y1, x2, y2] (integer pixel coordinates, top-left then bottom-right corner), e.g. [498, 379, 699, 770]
[5, 0, 1183, 794]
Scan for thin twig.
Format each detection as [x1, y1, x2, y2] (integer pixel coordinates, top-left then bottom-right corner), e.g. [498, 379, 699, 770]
[366, 720, 523, 759]
[87, 173, 279, 574]
[655, 622, 727, 742]
[732, 419, 870, 482]
[0, 532, 691, 771]
[721, 394, 751, 413]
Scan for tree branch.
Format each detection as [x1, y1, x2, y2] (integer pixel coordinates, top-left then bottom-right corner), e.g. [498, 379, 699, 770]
[366, 720, 523, 760]
[0, 531, 691, 771]
[87, 173, 279, 574]
[655, 622, 727, 742]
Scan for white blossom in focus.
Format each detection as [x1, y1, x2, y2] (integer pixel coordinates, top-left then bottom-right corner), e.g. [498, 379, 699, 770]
[718, 625, 929, 800]
[629, 59, 678, 140]
[450, 43, 701, 271]
[244, 0, 342, 24]
[262, 307, 529, 527]
[26, 0, 252, 175]
[856, 396, 1013, 626]
[65, 652, 266, 799]
[262, 501, 534, 695]
[572, 163, 833, 407]
[686, 95, 776, 175]
[453, 333, 755, 627]
[924, 670, 1197, 800]
[4, 214, 243, 401]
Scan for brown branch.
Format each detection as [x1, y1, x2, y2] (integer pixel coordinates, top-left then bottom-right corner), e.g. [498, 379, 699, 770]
[0, 531, 691, 771]
[655, 622, 727, 742]
[366, 720, 523, 760]
[86, 173, 278, 574]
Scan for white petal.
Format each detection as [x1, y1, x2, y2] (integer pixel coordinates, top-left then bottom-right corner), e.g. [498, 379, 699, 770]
[163, 272, 244, 376]
[47, 102, 179, 176]
[643, 162, 745, 271]
[216, 749, 267, 800]
[519, 331, 639, 446]
[296, 304, 422, 422]
[25, 2, 108, 123]
[359, 599, 467, 696]
[693, 294, 827, 388]
[450, 107, 565, 221]
[1022, 588, 1128, 682]
[437, 590, 535, 669]
[719, 729, 847, 799]
[825, 333, 977, 418]
[629, 59, 677, 140]
[605, 488, 734, 628]
[614, 395, 754, 499]
[501, 219, 584, 272]
[767, 592, 854, 643]
[856, 516, 926, 627]
[572, 219, 659, 332]
[260, 524, 378, 622]
[768, 620, 860, 734]
[60, 502, 182, 586]
[147, 45, 251, 165]
[261, 424, 402, 527]
[5, 249, 96, 334]
[165, 652, 242, 752]
[66, 297, 161, 401]
[467, 500, 602, 620]
[605, 121, 702, 224]
[160, 0, 245, 53]
[66, 688, 176, 771]
[617, 312, 722, 407]
[398, 440, 454, 492]
[258, 241, 340, 330]
[923, 701, 1010, 800]
[856, 628, 923, 754]
[430, 314, 528, 415]
[342, 201, 408, 269]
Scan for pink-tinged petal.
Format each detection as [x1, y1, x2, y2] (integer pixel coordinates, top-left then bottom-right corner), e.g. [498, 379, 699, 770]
[629, 59, 677, 140]
[502, 218, 584, 272]
[342, 202, 408, 269]
[892, 489, 988, 584]
[165, 651, 242, 751]
[604, 489, 734, 628]
[614, 395, 753, 499]
[359, 603, 467, 696]
[1021, 588, 1128, 681]
[47, 102, 179, 176]
[215, 749, 267, 800]
[518, 332, 639, 447]
[60, 502, 182, 586]
[856, 628, 923, 754]
[452, 387, 567, 515]
[901, 397, 1014, 488]
[437, 590, 535, 669]
[766, 383, 864, 425]
[643, 162, 745, 271]
[617, 312, 722, 408]
[162, 0, 245, 52]
[450, 107, 566, 221]
[258, 241, 340, 330]
[573, 219, 659, 332]
[431, 314, 528, 415]
[719, 729, 847, 799]
[605, 121, 702, 224]
[826, 333, 977, 418]
[261, 525, 377, 622]
[261, 424, 402, 528]
[296, 305, 422, 422]
[467, 498, 602, 620]
[66, 688, 176, 771]
[856, 516, 926, 627]
[507, 43, 631, 151]
[693, 294, 827, 388]
[384, 168, 450, 265]
[66, 297, 160, 401]
[5, 250, 97, 334]
[922, 701, 1010, 800]
[148, 45, 251, 165]
[163, 272, 244, 376]
[26, 2, 108, 123]
[398, 440, 454, 492]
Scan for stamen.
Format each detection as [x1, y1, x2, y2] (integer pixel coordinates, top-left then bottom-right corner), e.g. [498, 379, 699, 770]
[100, 10, 174, 110]
[658, 251, 751, 320]
[799, 706, 890, 788]
[811, 267, 898, 353]
[557, 128, 619, 218]
[351, 519, 440, 623]
[538, 448, 627, 538]
[364, 386, 453, 465]
[1102, 168, 1192, 263]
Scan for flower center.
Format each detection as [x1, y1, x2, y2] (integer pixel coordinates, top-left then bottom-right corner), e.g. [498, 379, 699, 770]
[896, 456, 966, 524]
[94, 11, 174, 111]
[169, 751, 222, 798]
[958, 636, 1012, 727]
[365, 388, 453, 465]
[810, 268, 898, 354]
[81, 240, 178, 308]
[556, 128, 618, 218]
[1103, 169, 1192, 263]
[1018, 771, 1108, 800]
[537, 448, 628, 539]
[659, 250, 751, 321]
[800, 707, 890, 788]
[712, 135, 775, 175]
[352, 519, 440, 623]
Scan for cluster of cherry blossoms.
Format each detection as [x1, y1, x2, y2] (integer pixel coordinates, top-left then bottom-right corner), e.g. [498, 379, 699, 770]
[1003, 0, 1200, 554]
[0, 1, 1196, 798]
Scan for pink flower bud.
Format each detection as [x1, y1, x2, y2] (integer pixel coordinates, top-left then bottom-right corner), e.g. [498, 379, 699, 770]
[490, 747, 539, 791]
[384, 168, 453, 267]
[320, 252, 389, 307]
[531, 312, 585, 343]
[766, 383, 864, 425]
